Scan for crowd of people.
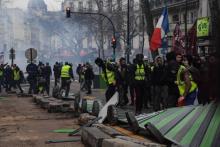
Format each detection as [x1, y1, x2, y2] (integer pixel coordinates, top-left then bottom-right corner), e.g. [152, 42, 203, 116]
[95, 51, 219, 114]
[0, 51, 218, 115]
[0, 64, 24, 93]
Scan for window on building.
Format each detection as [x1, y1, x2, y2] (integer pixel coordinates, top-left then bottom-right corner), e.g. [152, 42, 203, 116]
[118, 0, 122, 11]
[78, 2, 83, 11]
[88, 1, 93, 11]
[130, 0, 134, 12]
[108, 0, 112, 12]
[99, 0, 103, 11]
[150, 0, 155, 8]
[167, 0, 173, 4]
[190, 11, 196, 23]
[69, 2, 74, 10]
[155, 0, 162, 7]
[172, 14, 179, 23]
[182, 13, 189, 23]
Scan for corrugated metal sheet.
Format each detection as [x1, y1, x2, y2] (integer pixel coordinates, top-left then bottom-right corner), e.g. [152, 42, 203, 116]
[126, 102, 220, 147]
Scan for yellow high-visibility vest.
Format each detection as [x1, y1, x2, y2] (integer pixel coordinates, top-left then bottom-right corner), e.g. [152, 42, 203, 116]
[135, 64, 145, 80]
[101, 68, 115, 85]
[14, 70, 20, 81]
[0, 69, 3, 76]
[61, 65, 71, 78]
[176, 65, 198, 96]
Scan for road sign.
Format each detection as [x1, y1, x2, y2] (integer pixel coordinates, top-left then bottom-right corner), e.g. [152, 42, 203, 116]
[25, 48, 37, 60]
[197, 17, 210, 37]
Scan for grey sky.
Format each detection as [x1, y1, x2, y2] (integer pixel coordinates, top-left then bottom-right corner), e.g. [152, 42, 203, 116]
[8, 0, 62, 11]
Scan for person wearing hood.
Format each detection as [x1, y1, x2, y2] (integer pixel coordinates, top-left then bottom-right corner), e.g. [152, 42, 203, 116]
[132, 54, 150, 115]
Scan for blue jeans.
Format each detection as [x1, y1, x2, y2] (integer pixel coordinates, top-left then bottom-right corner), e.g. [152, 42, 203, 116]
[185, 90, 197, 105]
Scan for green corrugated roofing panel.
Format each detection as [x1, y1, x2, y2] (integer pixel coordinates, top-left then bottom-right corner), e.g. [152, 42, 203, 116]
[139, 107, 180, 128]
[200, 104, 220, 147]
[179, 103, 214, 146]
[125, 102, 220, 146]
[165, 105, 204, 140]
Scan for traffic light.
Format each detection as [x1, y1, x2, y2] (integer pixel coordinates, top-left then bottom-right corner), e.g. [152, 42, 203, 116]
[111, 37, 116, 49]
[66, 7, 71, 18]
[10, 48, 15, 54]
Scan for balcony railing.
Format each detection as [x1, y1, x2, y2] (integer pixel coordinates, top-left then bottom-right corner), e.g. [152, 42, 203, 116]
[150, 0, 198, 10]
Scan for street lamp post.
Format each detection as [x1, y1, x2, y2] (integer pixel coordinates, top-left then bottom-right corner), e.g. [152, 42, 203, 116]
[66, 9, 117, 61]
[184, 0, 188, 51]
[9, 48, 15, 66]
[126, 0, 130, 63]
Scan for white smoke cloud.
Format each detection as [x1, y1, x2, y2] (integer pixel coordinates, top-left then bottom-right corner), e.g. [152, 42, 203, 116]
[6, 0, 61, 11]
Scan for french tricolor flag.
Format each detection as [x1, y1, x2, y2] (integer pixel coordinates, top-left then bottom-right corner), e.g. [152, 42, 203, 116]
[150, 7, 169, 52]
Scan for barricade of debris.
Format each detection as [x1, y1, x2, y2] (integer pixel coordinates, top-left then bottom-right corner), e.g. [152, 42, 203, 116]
[23, 89, 220, 147]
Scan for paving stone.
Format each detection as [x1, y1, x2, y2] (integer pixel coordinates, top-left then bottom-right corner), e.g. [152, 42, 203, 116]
[102, 138, 145, 147]
[81, 127, 112, 147]
[78, 113, 96, 125]
[35, 96, 43, 105]
[92, 124, 123, 137]
[40, 98, 50, 109]
[17, 93, 33, 97]
[116, 136, 165, 147]
[48, 102, 62, 113]
[60, 102, 71, 112]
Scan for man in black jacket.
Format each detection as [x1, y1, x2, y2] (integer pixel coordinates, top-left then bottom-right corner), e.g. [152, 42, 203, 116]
[84, 62, 94, 94]
[26, 62, 38, 94]
[53, 62, 60, 86]
[151, 56, 167, 111]
[118, 57, 129, 106]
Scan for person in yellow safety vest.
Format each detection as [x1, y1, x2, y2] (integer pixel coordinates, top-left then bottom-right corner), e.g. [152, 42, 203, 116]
[95, 57, 117, 102]
[13, 66, 23, 93]
[133, 54, 149, 115]
[176, 56, 198, 106]
[60, 62, 74, 98]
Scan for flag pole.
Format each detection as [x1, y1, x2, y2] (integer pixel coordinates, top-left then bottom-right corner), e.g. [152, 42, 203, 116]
[185, 0, 188, 52]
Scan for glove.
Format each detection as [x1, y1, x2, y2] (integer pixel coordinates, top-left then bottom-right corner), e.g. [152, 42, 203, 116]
[178, 96, 185, 107]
